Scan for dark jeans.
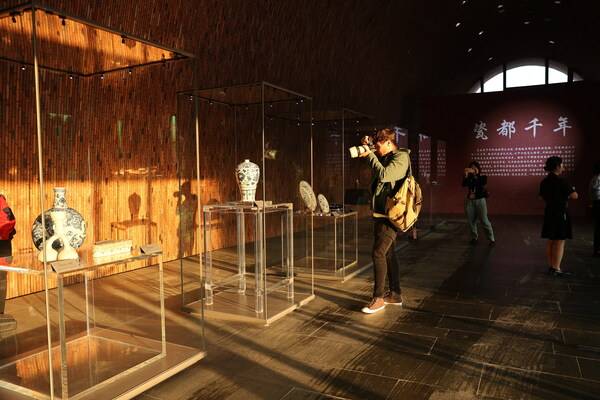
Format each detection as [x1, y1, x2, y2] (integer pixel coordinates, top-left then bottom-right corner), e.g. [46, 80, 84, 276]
[594, 201, 600, 253]
[372, 218, 401, 298]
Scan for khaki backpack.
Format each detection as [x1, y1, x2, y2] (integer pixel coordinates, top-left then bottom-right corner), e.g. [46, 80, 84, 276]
[385, 165, 423, 232]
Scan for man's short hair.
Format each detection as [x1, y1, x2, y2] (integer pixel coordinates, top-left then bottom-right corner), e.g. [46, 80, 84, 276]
[375, 128, 397, 146]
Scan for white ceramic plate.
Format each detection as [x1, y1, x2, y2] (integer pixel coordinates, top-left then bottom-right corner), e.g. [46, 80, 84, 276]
[317, 194, 330, 214]
[298, 181, 317, 212]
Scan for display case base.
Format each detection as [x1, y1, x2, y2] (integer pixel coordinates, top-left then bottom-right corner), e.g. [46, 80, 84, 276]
[0, 328, 205, 400]
[295, 256, 369, 283]
[184, 291, 315, 326]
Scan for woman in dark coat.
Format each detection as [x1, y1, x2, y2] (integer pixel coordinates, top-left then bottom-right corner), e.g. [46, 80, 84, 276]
[539, 156, 578, 276]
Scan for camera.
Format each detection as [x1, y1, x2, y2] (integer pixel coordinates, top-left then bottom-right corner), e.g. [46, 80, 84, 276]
[348, 136, 374, 158]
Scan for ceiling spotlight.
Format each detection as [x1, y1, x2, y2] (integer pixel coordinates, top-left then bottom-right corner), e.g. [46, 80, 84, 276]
[554, 0, 561, 4]
[549, 40, 556, 44]
[497, 4, 503, 8]
[20, 65, 26, 71]
[467, 47, 473, 52]
[128, 68, 132, 74]
[524, 20, 531, 25]
[478, 30, 484, 36]
[208, 100, 214, 105]
[455, 22, 461, 27]
[488, 56, 494, 61]
[100, 74, 105, 80]
[68, 75, 73, 80]
[461, 0, 467, 4]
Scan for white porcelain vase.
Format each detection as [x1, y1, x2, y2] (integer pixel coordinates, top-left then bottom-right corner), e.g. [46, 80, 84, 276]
[235, 159, 260, 202]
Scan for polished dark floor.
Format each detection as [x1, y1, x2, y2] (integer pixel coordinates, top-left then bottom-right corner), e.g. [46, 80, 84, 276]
[139, 216, 600, 400]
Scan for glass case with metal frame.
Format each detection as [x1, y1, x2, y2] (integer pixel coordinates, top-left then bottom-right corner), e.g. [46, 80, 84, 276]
[177, 82, 315, 325]
[0, 3, 204, 399]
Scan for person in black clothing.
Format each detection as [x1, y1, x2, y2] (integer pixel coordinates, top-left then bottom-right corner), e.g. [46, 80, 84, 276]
[462, 161, 495, 245]
[539, 156, 578, 276]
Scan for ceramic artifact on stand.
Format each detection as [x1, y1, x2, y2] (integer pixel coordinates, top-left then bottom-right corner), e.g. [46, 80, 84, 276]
[33, 187, 86, 262]
[298, 181, 317, 212]
[317, 194, 330, 215]
[235, 159, 260, 202]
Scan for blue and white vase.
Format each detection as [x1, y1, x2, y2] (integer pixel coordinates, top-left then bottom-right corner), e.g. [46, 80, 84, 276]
[32, 187, 87, 251]
[235, 159, 260, 202]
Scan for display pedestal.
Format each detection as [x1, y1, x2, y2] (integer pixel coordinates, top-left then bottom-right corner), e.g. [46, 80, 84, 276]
[0, 249, 205, 400]
[188, 202, 313, 325]
[296, 211, 366, 281]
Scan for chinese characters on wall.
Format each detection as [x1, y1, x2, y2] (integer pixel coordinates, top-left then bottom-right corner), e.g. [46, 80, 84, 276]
[418, 134, 431, 180]
[474, 116, 572, 141]
[471, 145, 575, 177]
[470, 115, 576, 177]
[436, 140, 446, 178]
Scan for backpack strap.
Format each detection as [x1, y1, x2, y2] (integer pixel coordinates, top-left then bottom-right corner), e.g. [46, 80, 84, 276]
[391, 150, 412, 196]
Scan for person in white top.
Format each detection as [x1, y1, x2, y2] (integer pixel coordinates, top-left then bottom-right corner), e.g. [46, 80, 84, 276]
[590, 161, 600, 256]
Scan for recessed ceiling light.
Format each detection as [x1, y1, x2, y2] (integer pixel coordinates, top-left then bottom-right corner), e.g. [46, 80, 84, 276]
[455, 22, 461, 27]
[461, 0, 467, 4]
[478, 30, 484, 35]
[523, 20, 531, 25]
[554, 0, 561, 4]
[549, 40, 556, 44]
[497, 4, 503, 8]
[467, 47, 473, 52]
[488, 57, 494, 61]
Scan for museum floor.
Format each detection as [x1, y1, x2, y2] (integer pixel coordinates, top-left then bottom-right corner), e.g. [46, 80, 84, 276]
[125, 215, 600, 400]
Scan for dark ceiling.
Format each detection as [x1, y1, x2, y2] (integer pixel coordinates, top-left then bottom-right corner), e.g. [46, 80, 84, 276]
[399, 0, 600, 94]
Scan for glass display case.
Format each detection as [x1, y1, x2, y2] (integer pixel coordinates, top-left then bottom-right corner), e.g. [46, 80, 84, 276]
[177, 83, 314, 325]
[0, 3, 204, 399]
[293, 109, 371, 281]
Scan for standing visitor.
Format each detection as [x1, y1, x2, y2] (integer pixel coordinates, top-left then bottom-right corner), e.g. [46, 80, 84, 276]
[462, 161, 495, 246]
[358, 128, 409, 314]
[540, 156, 578, 276]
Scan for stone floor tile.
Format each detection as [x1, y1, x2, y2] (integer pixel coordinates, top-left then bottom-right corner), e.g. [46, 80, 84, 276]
[318, 368, 399, 400]
[477, 365, 600, 400]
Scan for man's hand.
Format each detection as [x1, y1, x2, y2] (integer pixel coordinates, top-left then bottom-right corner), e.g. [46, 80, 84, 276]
[358, 147, 371, 157]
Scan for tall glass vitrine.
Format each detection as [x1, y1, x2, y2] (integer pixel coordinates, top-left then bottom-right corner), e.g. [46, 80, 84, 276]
[295, 109, 372, 281]
[0, 3, 205, 399]
[177, 82, 315, 325]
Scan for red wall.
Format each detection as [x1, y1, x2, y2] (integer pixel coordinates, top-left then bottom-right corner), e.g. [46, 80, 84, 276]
[420, 82, 600, 216]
